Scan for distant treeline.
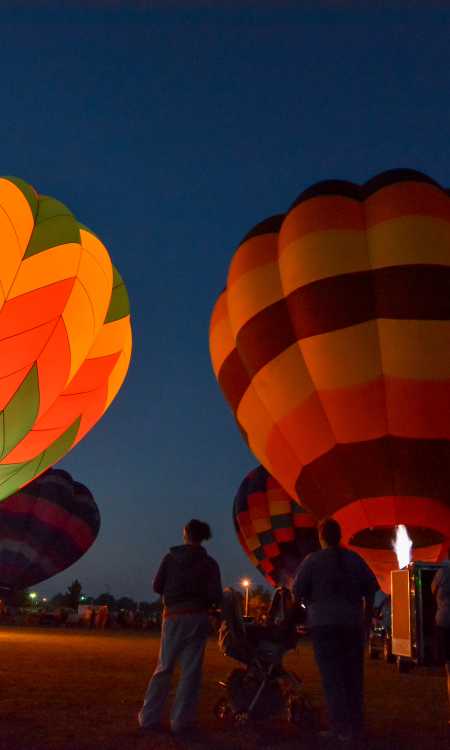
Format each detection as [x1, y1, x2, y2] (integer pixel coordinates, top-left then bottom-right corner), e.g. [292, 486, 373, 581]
[7, 579, 162, 615]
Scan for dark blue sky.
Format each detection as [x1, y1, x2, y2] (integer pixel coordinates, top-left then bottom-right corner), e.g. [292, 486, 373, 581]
[3, 3, 449, 600]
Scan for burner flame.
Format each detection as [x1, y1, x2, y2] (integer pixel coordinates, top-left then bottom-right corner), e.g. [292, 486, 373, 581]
[393, 524, 413, 569]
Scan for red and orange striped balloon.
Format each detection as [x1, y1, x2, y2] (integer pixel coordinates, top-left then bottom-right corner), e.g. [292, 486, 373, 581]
[0, 177, 132, 500]
[210, 169, 450, 573]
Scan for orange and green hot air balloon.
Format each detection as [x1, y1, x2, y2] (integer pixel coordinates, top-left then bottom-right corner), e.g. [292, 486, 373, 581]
[210, 169, 450, 580]
[0, 177, 132, 500]
[234, 465, 318, 588]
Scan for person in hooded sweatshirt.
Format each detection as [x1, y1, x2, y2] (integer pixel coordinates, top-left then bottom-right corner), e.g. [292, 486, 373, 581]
[138, 518, 222, 735]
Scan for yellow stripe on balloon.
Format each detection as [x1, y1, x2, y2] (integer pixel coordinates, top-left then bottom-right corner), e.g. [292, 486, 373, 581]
[280, 217, 450, 296]
[227, 260, 282, 335]
[228, 233, 278, 286]
[280, 230, 369, 294]
[296, 319, 449, 393]
[250, 343, 315, 423]
[209, 311, 235, 378]
[300, 321, 383, 391]
[366, 215, 450, 269]
[378, 319, 450, 381]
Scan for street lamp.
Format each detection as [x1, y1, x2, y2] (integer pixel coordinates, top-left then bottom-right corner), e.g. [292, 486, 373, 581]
[241, 578, 251, 618]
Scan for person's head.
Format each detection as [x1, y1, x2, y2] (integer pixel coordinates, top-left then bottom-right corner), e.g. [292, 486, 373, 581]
[183, 519, 212, 546]
[318, 518, 341, 549]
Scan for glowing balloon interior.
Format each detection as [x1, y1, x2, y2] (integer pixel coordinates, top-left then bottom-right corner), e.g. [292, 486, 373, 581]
[0, 177, 132, 499]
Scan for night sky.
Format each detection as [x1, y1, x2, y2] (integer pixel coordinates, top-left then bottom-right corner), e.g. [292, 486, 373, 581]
[3, 2, 450, 601]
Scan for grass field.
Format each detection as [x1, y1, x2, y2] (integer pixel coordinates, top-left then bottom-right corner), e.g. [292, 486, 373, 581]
[0, 626, 448, 750]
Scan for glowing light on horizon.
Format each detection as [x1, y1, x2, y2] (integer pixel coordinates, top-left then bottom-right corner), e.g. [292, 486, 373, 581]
[241, 578, 251, 617]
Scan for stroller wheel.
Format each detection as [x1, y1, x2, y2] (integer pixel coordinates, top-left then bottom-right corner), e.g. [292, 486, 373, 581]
[227, 668, 284, 720]
[214, 697, 232, 721]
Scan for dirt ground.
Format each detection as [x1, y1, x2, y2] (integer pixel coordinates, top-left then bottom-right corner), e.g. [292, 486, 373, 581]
[0, 626, 448, 750]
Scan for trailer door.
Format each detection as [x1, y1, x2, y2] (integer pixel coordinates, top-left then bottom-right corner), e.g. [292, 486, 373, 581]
[391, 568, 412, 658]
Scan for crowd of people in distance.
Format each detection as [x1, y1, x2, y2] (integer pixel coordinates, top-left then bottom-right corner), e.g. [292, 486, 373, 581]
[0, 601, 163, 631]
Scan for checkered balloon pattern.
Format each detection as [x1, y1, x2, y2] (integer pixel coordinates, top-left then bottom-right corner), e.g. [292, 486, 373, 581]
[233, 465, 318, 588]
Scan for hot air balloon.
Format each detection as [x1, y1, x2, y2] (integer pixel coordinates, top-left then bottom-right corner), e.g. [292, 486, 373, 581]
[0, 177, 132, 500]
[234, 465, 318, 588]
[0, 468, 100, 590]
[210, 169, 450, 587]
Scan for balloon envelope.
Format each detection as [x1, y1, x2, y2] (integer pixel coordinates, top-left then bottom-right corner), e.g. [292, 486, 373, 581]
[0, 468, 100, 590]
[233, 465, 318, 588]
[0, 177, 132, 500]
[210, 169, 450, 574]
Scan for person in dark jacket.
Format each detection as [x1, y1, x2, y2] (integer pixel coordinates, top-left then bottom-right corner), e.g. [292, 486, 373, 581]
[431, 555, 450, 724]
[138, 519, 222, 735]
[293, 518, 379, 744]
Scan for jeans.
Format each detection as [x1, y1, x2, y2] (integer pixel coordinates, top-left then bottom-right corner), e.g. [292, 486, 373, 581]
[139, 612, 209, 731]
[312, 625, 365, 736]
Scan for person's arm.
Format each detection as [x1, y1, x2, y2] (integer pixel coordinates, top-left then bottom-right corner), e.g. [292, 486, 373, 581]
[153, 555, 168, 595]
[207, 559, 223, 609]
[360, 559, 379, 639]
[293, 556, 313, 603]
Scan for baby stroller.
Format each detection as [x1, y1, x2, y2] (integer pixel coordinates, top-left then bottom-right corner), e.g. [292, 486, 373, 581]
[215, 586, 315, 730]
